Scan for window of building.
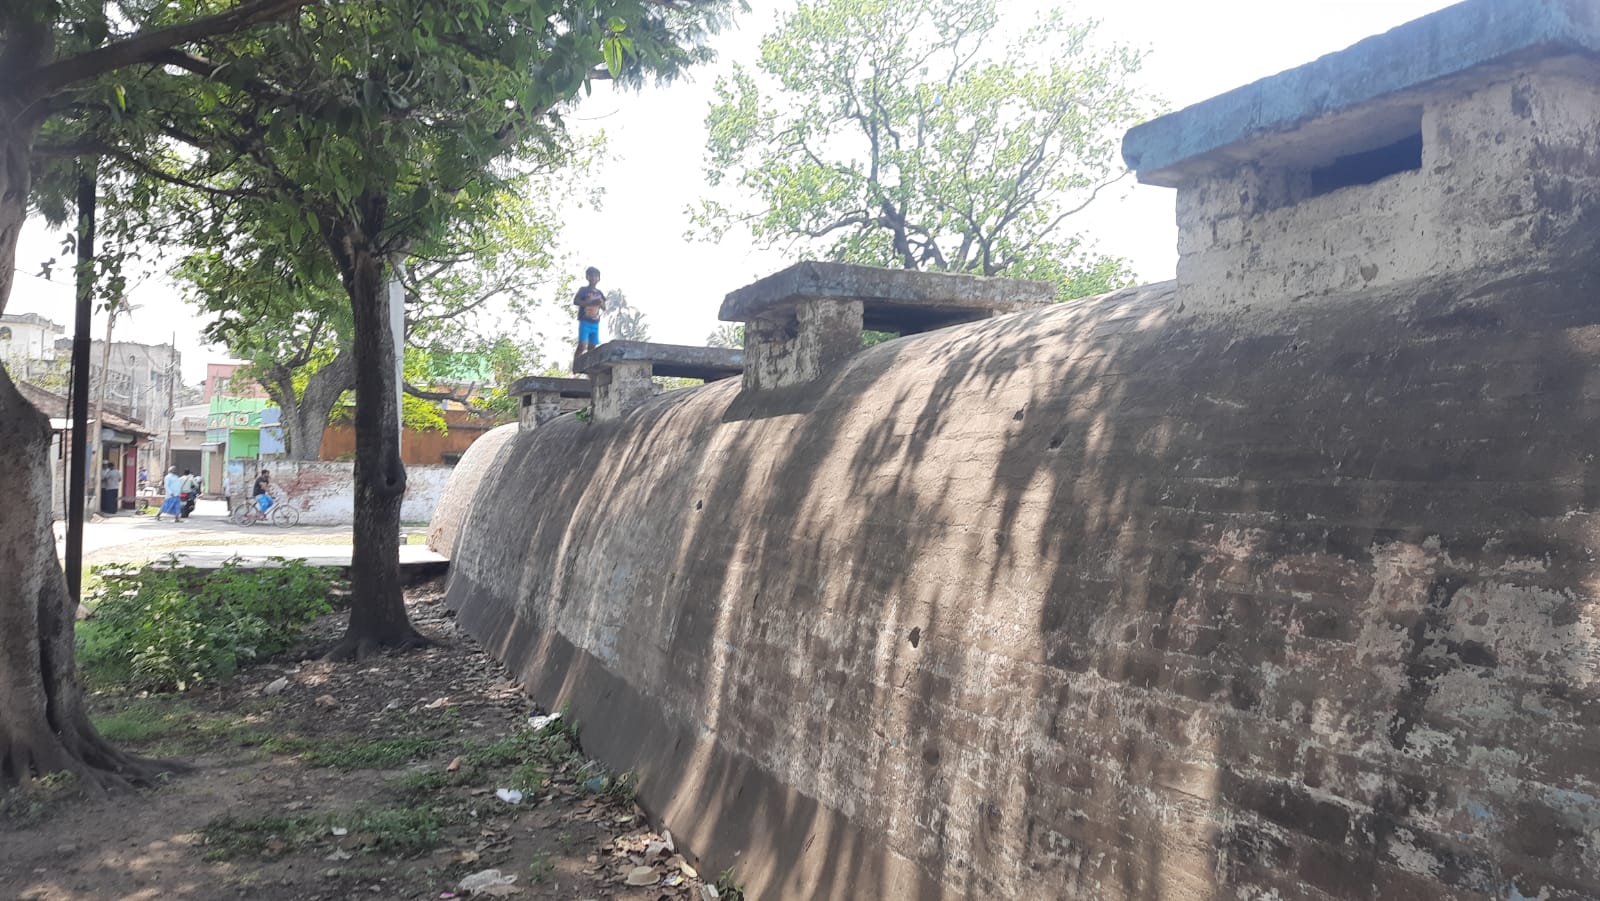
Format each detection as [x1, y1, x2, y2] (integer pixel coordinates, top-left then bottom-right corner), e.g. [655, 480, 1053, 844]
[1309, 132, 1423, 198]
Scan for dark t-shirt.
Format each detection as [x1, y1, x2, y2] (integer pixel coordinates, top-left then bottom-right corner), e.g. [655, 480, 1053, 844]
[574, 286, 605, 320]
[253, 477, 270, 497]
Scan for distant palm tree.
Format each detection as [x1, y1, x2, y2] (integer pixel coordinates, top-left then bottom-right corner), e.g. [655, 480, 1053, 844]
[604, 290, 650, 341]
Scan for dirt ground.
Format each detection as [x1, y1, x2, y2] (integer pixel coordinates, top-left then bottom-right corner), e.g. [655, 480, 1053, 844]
[0, 580, 733, 901]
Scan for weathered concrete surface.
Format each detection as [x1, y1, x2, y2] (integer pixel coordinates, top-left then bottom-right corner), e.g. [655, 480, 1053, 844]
[1122, 0, 1600, 186]
[1164, 61, 1600, 309]
[426, 422, 515, 557]
[512, 376, 592, 431]
[720, 261, 1055, 332]
[509, 375, 594, 398]
[574, 340, 745, 381]
[255, 460, 453, 526]
[741, 296, 866, 393]
[575, 341, 744, 422]
[442, 264, 1600, 900]
[724, 262, 1053, 392]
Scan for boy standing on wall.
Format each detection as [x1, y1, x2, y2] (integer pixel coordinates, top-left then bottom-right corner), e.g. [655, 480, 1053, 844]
[573, 266, 606, 372]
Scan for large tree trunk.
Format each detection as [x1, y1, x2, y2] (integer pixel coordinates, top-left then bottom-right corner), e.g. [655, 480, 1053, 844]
[0, 123, 161, 786]
[0, 366, 157, 789]
[0, 103, 33, 318]
[323, 210, 426, 658]
[267, 349, 353, 462]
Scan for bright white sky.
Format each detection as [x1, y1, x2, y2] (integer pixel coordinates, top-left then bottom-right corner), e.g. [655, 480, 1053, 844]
[7, 0, 1457, 385]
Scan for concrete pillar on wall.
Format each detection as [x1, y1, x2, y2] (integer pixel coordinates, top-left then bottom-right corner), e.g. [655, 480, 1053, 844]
[589, 360, 659, 423]
[509, 376, 594, 431]
[573, 341, 744, 423]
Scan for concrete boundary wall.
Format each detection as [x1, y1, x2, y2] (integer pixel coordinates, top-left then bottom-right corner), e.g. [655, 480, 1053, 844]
[243, 460, 455, 526]
[440, 267, 1600, 900]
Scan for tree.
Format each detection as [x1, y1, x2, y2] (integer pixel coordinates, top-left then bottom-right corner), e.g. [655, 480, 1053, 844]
[604, 289, 651, 341]
[0, 0, 320, 793]
[177, 231, 355, 461]
[118, 0, 729, 658]
[706, 322, 743, 348]
[177, 173, 582, 460]
[693, 0, 1154, 300]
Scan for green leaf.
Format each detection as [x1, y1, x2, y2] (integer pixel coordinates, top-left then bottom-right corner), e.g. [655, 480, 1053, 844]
[602, 36, 625, 78]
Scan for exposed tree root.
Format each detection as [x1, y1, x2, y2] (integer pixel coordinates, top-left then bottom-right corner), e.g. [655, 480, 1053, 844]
[1, 715, 188, 796]
[321, 628, 439, 662]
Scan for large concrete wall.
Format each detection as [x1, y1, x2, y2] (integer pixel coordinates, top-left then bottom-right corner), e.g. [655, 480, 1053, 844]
[428, 423, 516, 557]
[441, 264, 1600, 900]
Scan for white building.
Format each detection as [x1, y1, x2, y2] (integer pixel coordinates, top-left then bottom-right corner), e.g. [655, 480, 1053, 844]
[0, 312, 65, 374]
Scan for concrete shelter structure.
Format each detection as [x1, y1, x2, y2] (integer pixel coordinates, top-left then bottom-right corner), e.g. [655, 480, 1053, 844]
[574, 340, 743, 422]
[720, 261, 1054, 391]
[509, 375, 592, 431]
[1122, 0, 1600, 309]
[435, 3, 1600, 899]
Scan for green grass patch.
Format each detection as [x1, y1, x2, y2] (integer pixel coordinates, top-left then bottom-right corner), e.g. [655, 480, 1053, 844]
[78, 560, 336, 692]
[264, 734, 443, 770]
[388, 716, 587, 800]
[92, 698, 193, 743]
[202, 805, 447, 860]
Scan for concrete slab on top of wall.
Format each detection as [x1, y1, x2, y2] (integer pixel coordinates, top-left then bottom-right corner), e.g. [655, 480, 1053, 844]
[440, 263, 1600, 900]
[1122, 0, 1600, 186]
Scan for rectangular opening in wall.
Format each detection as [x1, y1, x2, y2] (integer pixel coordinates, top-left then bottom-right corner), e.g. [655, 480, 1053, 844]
[1310, 132, 1422, 197]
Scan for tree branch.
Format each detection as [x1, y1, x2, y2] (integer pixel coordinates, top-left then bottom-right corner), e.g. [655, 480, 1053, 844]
[403, 381, 469, 403]
[23, 0, 316, 99]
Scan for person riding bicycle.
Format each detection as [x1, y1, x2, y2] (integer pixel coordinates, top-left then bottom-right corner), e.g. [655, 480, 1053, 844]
[253, 469, 274, 515]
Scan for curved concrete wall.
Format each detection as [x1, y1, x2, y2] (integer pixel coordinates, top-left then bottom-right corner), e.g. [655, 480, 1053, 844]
[427, 422, 517, 558]
[443, 271, 1600, 901]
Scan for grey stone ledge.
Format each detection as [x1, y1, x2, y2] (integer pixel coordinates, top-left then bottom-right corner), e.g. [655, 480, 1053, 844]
[574, 341, 745, 382]
[720, 261, 1055, 333]
[509, 375, 593, 398]
[1123, 0, 1600, 187]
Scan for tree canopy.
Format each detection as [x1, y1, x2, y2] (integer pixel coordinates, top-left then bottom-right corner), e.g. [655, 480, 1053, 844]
[693, 0, 1155, 300]
[0, 0, 735, 788]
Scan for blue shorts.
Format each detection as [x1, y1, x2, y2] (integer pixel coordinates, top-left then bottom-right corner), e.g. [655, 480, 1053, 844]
[257, 494, 274, 513]
[578, 319, 600, 344]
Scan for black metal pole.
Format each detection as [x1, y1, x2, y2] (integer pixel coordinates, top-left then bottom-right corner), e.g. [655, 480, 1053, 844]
[65, 164, 95, 603]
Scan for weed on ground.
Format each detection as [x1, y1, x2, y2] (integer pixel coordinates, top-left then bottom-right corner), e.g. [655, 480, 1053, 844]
[3, 579, 723, 900]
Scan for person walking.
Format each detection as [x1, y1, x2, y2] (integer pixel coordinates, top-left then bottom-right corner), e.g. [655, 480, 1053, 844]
[99, 460, 120, 515]
[155, 466, 184, 522]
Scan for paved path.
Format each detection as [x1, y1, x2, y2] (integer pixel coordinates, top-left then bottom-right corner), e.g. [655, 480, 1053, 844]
[55, 499, 445, 569]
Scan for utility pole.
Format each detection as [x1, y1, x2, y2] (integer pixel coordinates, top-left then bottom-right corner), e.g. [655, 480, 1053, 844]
[163, 331, 176, 472]
[65, 164, 95, 603]
[87, 295, 120, 511]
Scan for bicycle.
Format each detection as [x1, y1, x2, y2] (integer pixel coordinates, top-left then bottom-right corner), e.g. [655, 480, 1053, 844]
[229, 492, 302, 527]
